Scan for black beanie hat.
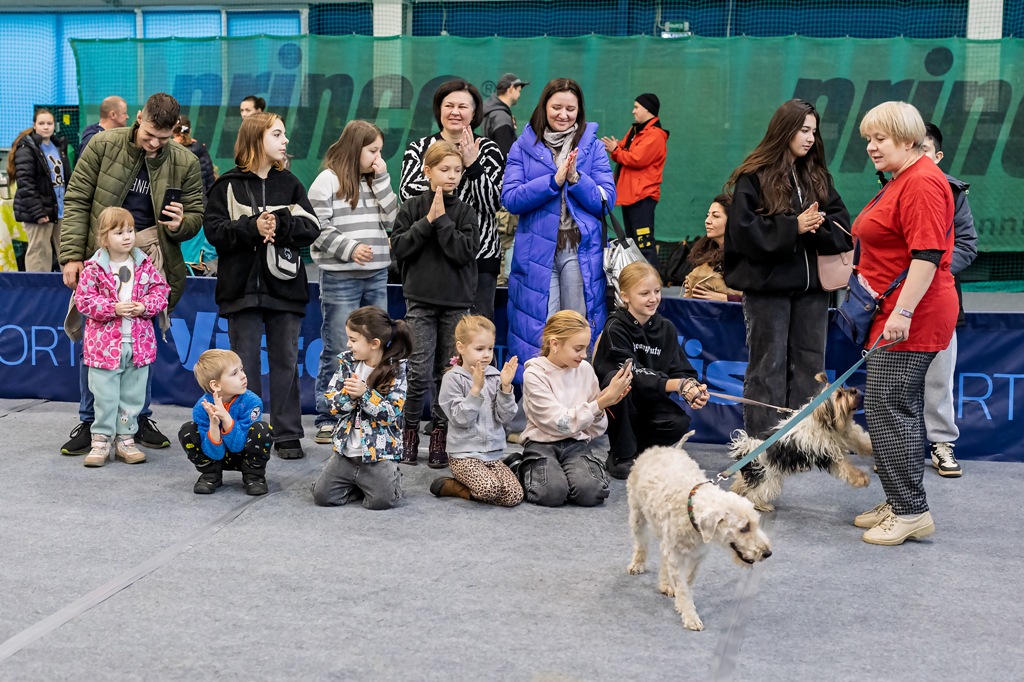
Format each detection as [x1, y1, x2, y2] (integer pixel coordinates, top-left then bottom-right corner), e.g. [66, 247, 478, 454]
[635, 93, 660, 117]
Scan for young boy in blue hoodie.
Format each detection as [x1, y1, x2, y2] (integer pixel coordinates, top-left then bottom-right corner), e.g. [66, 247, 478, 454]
[177, 349, 273, 496]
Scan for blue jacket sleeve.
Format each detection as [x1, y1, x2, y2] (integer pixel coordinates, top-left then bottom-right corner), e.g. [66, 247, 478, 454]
[501, 141, 562, 215]
[194, 398, 226, 461]
[222, 393, 262, 454]
[566, 137, 616, 217]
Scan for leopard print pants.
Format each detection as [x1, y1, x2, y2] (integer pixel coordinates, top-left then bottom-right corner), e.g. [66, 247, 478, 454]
[448, 456, 524, 507]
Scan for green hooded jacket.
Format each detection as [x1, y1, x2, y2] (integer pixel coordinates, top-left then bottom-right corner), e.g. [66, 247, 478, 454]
[60, 124, 205, 312]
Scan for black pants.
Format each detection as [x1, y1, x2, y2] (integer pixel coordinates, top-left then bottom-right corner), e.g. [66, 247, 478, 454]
[471, 270, 498, 322]
[178, 421, 272, 474]
[621, 197, 659, 268]
[404, 301, 467, 429]
[607, 392, 692, 464]
[227, 308, 304, 443]
[742, 289, 829, 438]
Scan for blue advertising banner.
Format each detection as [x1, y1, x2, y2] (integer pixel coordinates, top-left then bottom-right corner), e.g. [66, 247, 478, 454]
[1, 273, 1020, 461]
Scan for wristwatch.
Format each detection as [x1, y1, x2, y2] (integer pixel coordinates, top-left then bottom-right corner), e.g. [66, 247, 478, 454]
[896, 307, 914, 319]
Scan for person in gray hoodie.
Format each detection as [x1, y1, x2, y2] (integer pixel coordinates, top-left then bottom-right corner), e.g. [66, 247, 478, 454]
[431, 316, 522, 506]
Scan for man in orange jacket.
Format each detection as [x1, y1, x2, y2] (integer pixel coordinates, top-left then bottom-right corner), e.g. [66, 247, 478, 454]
[601, 93, 669, 267]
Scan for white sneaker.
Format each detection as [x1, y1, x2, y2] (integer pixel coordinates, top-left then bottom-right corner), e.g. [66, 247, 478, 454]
[930, 442, 962, 478]
[863, 510, 935, 545]
[114, 435, 146, 464]
[84, 435, 111, 467]
[854, 502, 892, 529]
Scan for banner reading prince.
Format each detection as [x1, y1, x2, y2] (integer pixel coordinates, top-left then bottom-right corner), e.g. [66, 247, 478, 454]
[1, 273, 1021, 462]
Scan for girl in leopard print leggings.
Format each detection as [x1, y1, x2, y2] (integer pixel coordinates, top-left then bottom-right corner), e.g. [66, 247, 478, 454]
[431, 316, 523, 507]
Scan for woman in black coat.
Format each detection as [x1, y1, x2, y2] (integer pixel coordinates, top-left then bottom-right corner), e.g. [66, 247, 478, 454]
[10, 108, 70, 272]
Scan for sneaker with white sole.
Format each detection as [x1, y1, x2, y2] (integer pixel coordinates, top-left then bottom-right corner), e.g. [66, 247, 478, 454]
[114, 435, 147, 464]
[314, 424, 335, 445]
[930, 442, 962, 478]
[862, 510, 935, 545]
[854, 502, 892, 529]
[84, 434, 111, 467]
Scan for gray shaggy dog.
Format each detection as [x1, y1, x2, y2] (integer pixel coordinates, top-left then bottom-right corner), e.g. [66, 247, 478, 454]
[627, 441, 772, 631]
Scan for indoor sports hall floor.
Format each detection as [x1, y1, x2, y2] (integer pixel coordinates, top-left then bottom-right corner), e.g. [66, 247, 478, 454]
[1, 399, 1020, 681]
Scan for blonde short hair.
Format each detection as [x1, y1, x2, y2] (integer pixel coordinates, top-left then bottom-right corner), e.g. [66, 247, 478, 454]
[617, 261, 661, 305]
[540, 310, 590, 357]
[96, 207, 134, 248]
[859, 101, 925, 147]
[193, 349, 243, 393]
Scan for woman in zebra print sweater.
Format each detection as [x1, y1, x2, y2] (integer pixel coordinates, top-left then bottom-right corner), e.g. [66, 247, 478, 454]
[400, 79, 505, 321]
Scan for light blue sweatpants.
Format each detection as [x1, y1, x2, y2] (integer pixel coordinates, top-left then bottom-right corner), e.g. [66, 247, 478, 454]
[87, 342, 149, 438]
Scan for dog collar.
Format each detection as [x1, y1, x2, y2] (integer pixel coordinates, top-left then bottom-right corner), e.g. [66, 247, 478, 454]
[687, 480, 714, 534]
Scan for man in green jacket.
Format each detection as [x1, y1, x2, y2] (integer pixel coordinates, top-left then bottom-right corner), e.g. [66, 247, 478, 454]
[59, 92, 205, 456]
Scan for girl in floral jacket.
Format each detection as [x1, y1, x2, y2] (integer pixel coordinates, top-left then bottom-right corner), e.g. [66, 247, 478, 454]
[74, 207, 169, 467]
[311, 306, 413, 510]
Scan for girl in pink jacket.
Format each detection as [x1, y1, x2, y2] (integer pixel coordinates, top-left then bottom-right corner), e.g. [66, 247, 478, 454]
[74, 207, 169, 467]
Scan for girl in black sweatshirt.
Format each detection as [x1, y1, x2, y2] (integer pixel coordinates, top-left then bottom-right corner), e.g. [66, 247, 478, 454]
[204, 113, 320, 460]
[593, 262, 709, 479]
[390, 140, 480, 468]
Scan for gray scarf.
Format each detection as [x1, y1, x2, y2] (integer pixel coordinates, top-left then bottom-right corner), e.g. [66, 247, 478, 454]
[542, 125, 581, 251]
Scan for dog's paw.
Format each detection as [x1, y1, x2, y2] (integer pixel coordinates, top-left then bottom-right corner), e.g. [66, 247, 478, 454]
[659, 582, 675, 598]
[754, 502, 775, 513]
[682, 615, 704, 631]
[850, 468, 870, 488]
[627, 561, 646, 575]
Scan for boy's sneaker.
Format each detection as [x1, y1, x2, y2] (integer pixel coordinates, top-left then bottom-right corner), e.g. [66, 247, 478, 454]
[242, 473, 269, 496]
[62, 422, 93, 456]
[114, 435, 147, 464]
[193, 473, 223, 494]
[930, 442, 962, 478]
[84, 434, 111, 467]
[135, 417, 170, 449]
[314, 424, 335, 445]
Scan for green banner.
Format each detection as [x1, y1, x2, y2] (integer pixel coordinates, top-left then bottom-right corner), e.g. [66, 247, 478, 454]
[72, 35, 1024, 250]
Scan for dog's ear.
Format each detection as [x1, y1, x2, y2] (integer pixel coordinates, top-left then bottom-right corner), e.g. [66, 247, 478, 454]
[699, 513, 722, 544]
[815, 372, 828, 385]
[674, 430, 697, 447]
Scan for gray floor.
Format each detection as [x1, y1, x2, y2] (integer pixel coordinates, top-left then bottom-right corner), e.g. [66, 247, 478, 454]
[1, 399, 1021, 681]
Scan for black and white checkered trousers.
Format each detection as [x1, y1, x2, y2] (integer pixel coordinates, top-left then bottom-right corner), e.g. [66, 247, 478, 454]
[864, 349, 937, 516]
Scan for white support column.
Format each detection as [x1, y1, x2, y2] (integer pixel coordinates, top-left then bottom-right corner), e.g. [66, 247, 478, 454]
[372, 0, 407, 112]
[135, 8, 145, 107]
[966, 0, 1003, 39]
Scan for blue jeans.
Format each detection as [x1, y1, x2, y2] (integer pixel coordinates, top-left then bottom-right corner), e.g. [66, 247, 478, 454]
[315, 268, 389, 427]
[78, 321, 154, 423]
[548, 248, 586, 318]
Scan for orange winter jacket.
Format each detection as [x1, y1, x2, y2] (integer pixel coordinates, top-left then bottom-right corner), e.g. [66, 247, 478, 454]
[610, 118, 669, 205]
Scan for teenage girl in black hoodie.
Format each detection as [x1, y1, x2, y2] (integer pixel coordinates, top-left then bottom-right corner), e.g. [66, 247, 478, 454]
[204, 112, 320, 460]
[593, 261, 709, 479]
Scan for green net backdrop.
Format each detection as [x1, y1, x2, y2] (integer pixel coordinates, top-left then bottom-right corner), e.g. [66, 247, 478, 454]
[72, 35, 1024, 266]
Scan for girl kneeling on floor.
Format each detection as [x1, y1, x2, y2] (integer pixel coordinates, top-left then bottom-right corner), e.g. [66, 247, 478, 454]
[431, 315, 522, 506]
[515, 310, 632, 507]
[312, 306, 412, 510]
[593, 261, 710, 480]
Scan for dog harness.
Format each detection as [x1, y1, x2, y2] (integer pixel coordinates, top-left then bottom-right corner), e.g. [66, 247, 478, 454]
[687, 480, 714, 534]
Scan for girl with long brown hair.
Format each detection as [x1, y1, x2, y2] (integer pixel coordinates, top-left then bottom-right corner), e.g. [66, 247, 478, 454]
[308, 120, 398, 445]
[723, 99, 853, 438]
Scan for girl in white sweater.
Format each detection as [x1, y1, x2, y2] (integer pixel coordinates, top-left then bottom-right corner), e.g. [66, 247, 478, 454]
[309, 120, 399, 444]
[517, 310, 632, 507]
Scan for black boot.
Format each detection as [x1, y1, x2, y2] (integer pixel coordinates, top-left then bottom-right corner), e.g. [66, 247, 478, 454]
[401, 426, 420, 465]
[240, 459, 269, 496]
[194, 460, 223, 494]
[605, 454, 635, 481]
[428, 426, 449, 469]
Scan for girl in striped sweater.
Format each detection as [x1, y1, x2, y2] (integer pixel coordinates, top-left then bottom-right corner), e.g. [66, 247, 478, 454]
[309, 120, 399, 444]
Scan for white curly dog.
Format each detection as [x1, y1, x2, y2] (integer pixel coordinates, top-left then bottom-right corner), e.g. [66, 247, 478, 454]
[627, 443, 772, 631]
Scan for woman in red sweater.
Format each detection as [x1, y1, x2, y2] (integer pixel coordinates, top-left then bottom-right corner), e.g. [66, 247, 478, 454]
[852, 101, 956, 547]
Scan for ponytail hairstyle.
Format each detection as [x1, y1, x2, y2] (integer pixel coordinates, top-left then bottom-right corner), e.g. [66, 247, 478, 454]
[539, 310, 590, 357]
[346, 306, 413, 392]
[450, 315, 496, 369]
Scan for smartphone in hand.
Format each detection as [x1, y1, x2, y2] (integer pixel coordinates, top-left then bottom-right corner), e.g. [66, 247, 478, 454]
[161, 187, 182, 218]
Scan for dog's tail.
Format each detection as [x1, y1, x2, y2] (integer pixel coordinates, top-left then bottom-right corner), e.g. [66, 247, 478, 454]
[672, 430, 697, 448]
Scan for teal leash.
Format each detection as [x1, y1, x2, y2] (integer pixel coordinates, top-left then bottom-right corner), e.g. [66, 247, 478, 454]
[711, 334, 896, 485]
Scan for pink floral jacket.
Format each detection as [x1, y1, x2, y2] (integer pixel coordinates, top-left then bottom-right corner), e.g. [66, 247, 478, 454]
[74, 247, 170, 370]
